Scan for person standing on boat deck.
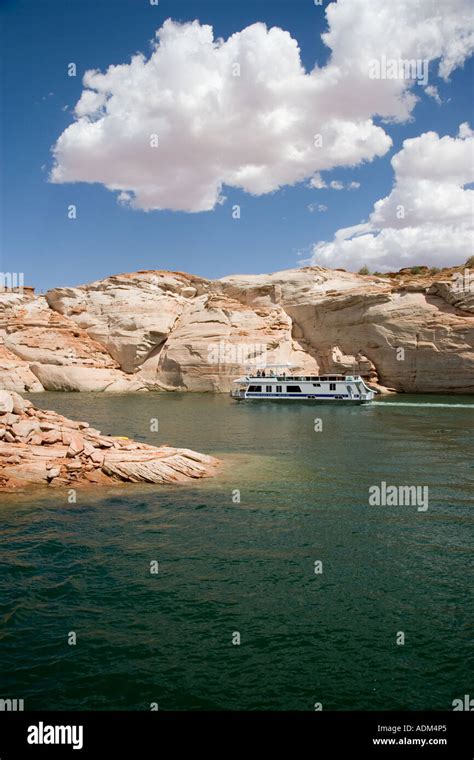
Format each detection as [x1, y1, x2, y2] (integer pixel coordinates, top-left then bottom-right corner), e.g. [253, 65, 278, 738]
[262, 370, 266, 377]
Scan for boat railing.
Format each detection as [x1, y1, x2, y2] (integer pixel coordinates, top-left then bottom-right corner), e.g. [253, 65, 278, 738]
[245, 375, 349, 382]
[244, 375, 363, 382]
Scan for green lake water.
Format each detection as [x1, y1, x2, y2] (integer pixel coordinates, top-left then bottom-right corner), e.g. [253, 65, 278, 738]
[0, 392, 472, 710]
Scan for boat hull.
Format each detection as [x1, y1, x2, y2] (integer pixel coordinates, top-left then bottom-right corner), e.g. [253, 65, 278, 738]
[233, 395, 371, 404]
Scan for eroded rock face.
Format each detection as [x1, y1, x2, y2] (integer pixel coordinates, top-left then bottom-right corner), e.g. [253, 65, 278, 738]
[1, 265, 472, 394]
[0, 390, 219, 490]
[45, 271, 208, 372]
[0, 293, 148, 392]
[208, 267, 474, 393]
[138, 292, 318, 392]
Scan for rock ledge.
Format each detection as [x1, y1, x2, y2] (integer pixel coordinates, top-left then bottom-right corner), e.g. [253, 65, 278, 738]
[0, 390, 219, 490]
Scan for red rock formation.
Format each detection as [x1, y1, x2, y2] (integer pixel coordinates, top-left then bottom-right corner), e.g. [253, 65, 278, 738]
[0, 390, 219, 491]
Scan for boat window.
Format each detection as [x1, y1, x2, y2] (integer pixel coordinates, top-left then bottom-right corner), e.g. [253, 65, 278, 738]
[330, 383, 336, 391]
[313, 383, 321, 387]
[286, 385, 302, 393]
[276, 385, 282, 393]
[248, 385, 262, 392]
[266, 385, 272, 392]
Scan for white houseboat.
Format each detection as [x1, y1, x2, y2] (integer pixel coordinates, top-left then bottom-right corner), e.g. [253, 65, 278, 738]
[230, 365, 376, 403]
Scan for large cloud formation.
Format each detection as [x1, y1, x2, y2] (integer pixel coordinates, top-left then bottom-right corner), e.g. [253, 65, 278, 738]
[50, 0, 474, 212]
[311, 124, 474, 271]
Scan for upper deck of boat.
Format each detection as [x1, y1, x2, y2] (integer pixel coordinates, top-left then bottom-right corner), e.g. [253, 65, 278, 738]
[239, 374, 362, 383]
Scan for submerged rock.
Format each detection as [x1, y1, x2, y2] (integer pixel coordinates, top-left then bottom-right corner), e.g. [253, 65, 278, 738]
[0, 391, 219, 490]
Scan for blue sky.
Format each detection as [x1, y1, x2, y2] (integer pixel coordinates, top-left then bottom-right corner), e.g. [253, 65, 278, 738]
[1, 0, 473, 291]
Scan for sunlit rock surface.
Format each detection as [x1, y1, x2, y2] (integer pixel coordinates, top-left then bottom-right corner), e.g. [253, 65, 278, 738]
[0, 265, 472, 394]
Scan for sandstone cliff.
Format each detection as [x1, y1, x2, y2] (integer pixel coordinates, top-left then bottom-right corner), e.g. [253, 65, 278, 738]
[1, 265, 472, 394]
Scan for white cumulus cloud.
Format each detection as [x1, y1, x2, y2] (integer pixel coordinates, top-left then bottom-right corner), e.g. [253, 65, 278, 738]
[50, 0, 474, 212]
[311, 124, 474, 271]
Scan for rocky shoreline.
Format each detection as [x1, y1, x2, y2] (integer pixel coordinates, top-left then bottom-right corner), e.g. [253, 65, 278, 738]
[0, 390, 219, 491]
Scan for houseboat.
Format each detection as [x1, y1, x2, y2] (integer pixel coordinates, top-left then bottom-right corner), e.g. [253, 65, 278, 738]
[230, 365, 376, 403]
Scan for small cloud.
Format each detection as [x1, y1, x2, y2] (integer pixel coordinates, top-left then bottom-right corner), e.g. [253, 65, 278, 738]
[308, 203, 328, 212]
[329, 180, 360, 190]
[309, 173, 327, 189]
[425, 85, 442, 104]
[459, 122, 474, 139]
[310, 176, 360, 193]
[117, 191, 132, 206]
